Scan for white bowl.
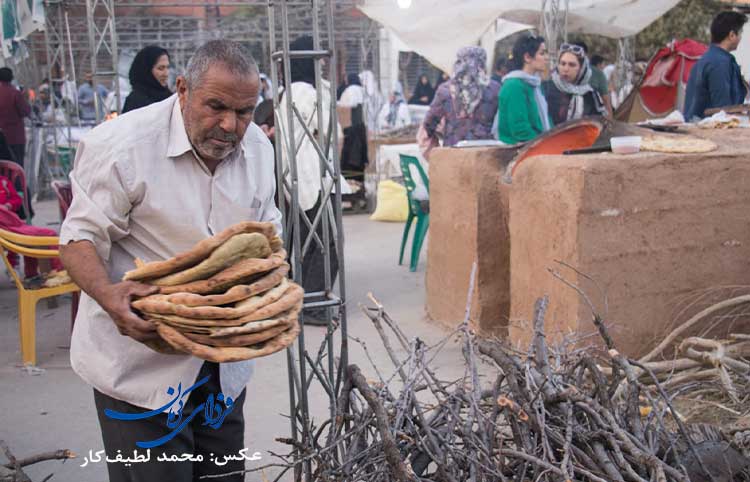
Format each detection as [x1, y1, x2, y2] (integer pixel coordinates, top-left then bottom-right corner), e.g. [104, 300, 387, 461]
[610, 136, 642, 154]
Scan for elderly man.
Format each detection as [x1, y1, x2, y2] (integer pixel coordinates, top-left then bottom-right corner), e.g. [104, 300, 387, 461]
[59, 40, 280, 482]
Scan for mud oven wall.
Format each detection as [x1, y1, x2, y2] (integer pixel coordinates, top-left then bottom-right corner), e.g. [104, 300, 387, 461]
[426, 132, 750, 356]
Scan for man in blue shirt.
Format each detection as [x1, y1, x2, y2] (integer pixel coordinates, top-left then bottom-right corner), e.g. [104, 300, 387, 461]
[684, 11, 748, 120]
[77, 72, 109, 122]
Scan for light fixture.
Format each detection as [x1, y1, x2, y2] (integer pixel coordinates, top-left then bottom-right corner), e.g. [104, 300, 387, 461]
[397, 0, 412, 9]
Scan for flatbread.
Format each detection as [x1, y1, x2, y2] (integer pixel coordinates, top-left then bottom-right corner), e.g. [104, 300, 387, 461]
[208, 308, 299, 337]
[142, 337, 183, 355]
[123, 222, 277, 281]
[641, 135, 717, 154]
[150, 233, 272, 286]
[182, 324, 289, 347]
[142, 284, 304, 327]
[158, 253, 288, 295]
[136, 264, 289, 307]
[152, 314, 292, 335]
[156, 318, 301, 362]
[132, 278, 291, 320]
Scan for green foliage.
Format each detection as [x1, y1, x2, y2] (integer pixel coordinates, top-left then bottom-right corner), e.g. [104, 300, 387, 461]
[635, 0, 721, 59]
[571, 0, 722, 62]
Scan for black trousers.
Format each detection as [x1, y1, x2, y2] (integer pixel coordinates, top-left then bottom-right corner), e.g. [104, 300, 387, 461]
[8, 144, 24, 166]
[289, 194, 340, 322]
[93, 362, 247, 482]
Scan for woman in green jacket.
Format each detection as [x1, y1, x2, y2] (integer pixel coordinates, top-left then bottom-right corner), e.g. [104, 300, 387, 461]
[497, 35, 552, 144]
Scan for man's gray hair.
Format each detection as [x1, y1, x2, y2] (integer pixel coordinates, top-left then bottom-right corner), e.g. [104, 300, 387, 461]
[185, 39, 259, 87]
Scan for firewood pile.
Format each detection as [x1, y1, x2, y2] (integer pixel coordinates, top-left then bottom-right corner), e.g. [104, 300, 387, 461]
[125, 222, 302, 363]
[257, 292, 750, 482]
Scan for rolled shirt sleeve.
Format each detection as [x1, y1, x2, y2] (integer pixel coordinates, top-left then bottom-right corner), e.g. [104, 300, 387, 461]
[59, 138, 134, 262]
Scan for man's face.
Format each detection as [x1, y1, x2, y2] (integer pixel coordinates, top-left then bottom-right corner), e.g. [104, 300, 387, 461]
[177, 64, 259, 164]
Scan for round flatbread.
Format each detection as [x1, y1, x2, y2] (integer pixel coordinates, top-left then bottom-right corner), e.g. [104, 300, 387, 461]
[156, 318, 301, 362]
[133, 279, 290, 320]
[158, 254, 288, 295]
[141, 284, 304, 327]
[641, 135, 717, 154]
[135, 264, 290, 307]
[123, 222, 277, 281]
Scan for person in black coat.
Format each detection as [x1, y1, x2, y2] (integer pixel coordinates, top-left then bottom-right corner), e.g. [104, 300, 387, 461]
[122, 46, 172, 113]
[408, 74, 435, 105]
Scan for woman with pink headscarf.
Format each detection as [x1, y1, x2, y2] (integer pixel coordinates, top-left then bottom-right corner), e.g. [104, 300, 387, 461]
[420, 46, 501, 149]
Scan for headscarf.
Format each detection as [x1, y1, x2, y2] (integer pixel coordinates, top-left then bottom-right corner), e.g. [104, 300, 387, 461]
[387, 81, 406, 126]
[347, 73, 361, 87]
[551, 50, 605, 120]
[450, 46, 489, 118]
[503, 70, 552, 132]
[259, 73, 273, 100]
[289, 36, 316, 87]
[128, 46, 171, 102]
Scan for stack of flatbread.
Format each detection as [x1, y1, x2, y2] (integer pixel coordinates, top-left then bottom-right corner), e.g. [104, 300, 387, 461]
[124, 222, 302, 363]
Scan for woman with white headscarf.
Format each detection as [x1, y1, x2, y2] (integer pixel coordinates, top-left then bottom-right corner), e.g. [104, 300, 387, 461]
[543, 42, 606, 125]
[377, 81, 411, 131]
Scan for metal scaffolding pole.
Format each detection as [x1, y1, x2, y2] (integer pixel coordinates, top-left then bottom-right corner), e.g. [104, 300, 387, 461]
[268, 0, 347, 480]
[540, 0, 570, 62]
[85, 0, 121, 122]
[42, 0, 66, 190]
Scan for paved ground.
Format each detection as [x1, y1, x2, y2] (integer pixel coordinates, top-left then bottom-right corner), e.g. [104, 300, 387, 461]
[0, 199, 480, 482]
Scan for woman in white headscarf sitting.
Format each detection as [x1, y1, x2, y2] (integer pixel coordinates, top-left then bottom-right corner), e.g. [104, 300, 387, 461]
[377, 81, 411, 131]
[543, 42, 607, 125]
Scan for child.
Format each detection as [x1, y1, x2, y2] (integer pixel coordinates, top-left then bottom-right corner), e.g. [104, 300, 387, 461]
[0, 175, 62, 278]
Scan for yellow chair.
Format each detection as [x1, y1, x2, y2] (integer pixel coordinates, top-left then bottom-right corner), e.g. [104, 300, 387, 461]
[0, 228, 79, 366]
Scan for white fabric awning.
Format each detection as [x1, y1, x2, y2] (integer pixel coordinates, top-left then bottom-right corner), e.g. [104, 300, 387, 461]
[359, 0, 681, 73]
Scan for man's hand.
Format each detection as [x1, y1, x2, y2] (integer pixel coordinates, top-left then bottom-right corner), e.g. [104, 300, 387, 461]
[96, 281, 160, 341]
[60, 240, 162, 342]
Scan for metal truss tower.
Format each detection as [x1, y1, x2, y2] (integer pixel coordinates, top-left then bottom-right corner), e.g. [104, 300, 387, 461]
[85, 0, 120, 122]
[540, 0, 570, 62]
[268, 0, 348, 480]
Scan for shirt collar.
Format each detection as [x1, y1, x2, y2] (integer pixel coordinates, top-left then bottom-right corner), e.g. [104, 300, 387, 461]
[166, 95, 246, 163]
[710, 44, 734, 60]
[167, 96, 193, 158]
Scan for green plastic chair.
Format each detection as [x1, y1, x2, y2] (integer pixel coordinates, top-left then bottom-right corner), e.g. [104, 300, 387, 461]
[57, 146, 76, 177]
[398, 154, 429, 272]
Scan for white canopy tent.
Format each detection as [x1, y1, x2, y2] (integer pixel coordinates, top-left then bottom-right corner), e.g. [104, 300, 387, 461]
[360, 0, 682, 75]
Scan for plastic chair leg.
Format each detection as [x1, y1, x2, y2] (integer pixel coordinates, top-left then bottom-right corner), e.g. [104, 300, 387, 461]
[399, 214, 415, 266]
[18, 294, 38, 366]
[410, 215, 429, 272]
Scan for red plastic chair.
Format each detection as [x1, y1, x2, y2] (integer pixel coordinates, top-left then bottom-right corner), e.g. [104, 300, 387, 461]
[50, 180, 79, 328]
[0, 160, 32, 224]
[50, 180, 73, 223]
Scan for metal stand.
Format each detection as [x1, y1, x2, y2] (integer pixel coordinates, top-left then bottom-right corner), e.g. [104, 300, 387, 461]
[40, 0, 74, 197]
[268, 1, 348, 480]
[540, 0, 570, 62]
[85, 0, 121, 123]
[615, 36, 635, 92]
